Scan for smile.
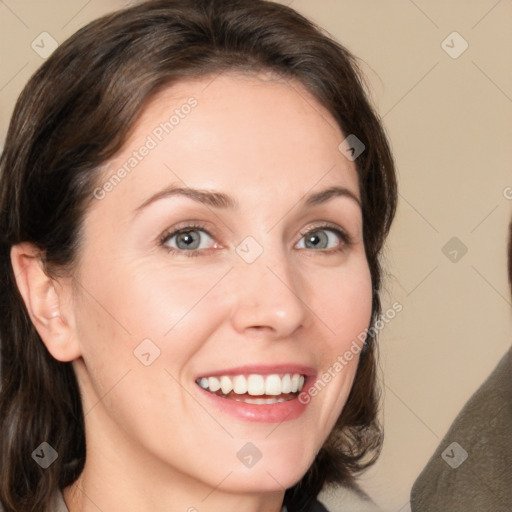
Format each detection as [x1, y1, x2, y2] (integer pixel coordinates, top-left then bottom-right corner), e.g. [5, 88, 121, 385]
[196, 373, 306, 404]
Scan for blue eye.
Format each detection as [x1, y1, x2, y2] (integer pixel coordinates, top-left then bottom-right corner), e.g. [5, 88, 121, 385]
[296, 227, 348, 251]
[162, 227, 214, 252]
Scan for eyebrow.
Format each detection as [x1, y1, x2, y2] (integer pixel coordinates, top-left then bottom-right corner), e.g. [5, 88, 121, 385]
[134, 186, 237, 215]
[134, 184, 361, 216]
[305, 186, 361, 208]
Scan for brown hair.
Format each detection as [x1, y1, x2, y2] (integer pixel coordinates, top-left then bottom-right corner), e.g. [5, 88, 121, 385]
[0, 1, 397, 511]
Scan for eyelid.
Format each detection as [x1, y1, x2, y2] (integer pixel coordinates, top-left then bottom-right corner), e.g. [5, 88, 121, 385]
[158, 221, 219, 250]
[158, 220, 354, 256]
[296, 222, 354, 247]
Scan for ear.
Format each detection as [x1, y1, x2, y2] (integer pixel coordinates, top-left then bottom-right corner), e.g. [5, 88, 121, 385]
[10, 242, 82, 362]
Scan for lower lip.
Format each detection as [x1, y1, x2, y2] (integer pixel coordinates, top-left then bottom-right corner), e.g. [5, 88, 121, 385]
[196, 382, 312, 423]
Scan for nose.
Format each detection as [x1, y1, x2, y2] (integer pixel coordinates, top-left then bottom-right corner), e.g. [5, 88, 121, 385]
[228, 245, 308, 339]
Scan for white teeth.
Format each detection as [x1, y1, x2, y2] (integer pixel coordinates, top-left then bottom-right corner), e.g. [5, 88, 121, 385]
[208, 376, 221, 392]
[281, 374, 292, 394]
[264, 374, 282, 396]
[247, 374, 265, 395]
[291, 374, 300, 393]
[220, 376, 233, 395]
[235, 397, 289, 404]
[232, 375, 247, 394]
[197, 373, 306, 396]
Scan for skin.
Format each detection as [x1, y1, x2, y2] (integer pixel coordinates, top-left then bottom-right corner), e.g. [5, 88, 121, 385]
[12, 72, 372, 512]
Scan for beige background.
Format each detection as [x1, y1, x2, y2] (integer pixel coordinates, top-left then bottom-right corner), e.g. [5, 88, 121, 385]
[1, 1, 511, 511]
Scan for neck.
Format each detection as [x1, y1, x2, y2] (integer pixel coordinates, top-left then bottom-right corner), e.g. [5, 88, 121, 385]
[63, 477, 285, 512]
[62, 403, 286, 512]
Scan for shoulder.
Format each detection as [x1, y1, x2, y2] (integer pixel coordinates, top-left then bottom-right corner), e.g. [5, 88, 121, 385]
[53, 489, 70, 512]
[308, 498, 330, 512]
[411, 347, 512, 512]
[317, 485, 382, 512]
[285, 498, 331, 512]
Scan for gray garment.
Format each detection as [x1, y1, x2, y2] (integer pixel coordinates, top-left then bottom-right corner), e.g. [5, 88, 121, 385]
[50, 491, 69, 512]
[410, 346, 512, 512]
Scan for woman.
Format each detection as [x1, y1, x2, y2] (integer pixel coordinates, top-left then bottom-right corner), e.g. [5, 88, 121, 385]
[0, 1, 397, 511]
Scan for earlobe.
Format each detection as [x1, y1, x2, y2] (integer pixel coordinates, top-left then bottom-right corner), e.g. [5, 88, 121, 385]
[10, 242, 82, 362]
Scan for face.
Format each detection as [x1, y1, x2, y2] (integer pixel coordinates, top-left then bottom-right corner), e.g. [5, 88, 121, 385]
[68, 72, 372, 496]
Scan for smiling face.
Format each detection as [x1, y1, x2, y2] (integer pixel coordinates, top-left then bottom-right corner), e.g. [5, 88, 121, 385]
[66, 72, 372, 502]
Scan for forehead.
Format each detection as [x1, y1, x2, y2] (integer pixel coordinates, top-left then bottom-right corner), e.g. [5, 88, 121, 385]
[91, 72, 359, 221]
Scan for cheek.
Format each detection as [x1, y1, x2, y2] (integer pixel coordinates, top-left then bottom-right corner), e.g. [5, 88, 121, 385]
[303, 258, 372, 422]
[73, 258, 230, 371]
[311, 258, 373, 351]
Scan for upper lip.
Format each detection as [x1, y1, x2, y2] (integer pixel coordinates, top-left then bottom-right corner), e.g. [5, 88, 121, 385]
[196, 364, 317, 380]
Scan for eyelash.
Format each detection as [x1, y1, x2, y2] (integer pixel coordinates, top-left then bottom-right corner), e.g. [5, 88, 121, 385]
[158, 222, 212, 258]
[297, 223, 354, 253]
[158, 222, 353, 257]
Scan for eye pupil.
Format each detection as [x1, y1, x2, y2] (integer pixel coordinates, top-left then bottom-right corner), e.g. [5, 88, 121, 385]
[176, 230, 200, 250]
[305, 230, 328, 249]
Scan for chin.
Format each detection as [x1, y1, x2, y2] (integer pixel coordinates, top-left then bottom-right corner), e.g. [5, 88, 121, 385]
[221, 471, 307, 495]
[219, 451, 316, 494]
